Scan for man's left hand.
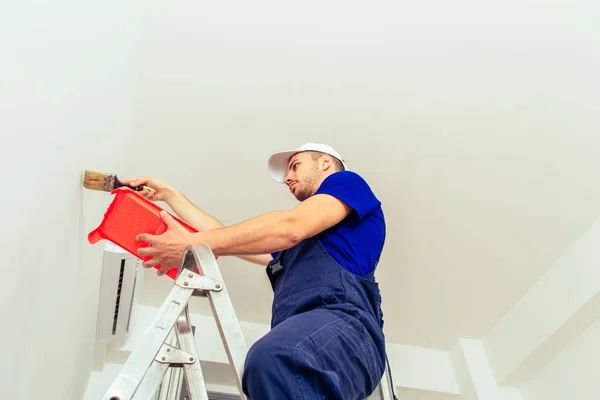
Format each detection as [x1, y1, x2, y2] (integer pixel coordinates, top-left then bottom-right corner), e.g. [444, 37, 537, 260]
[137, 211, 195, 275]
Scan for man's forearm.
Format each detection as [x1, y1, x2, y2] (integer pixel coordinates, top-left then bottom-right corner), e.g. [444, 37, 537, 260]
[165, 190, 224, 231]
[189, 210, 301, 257]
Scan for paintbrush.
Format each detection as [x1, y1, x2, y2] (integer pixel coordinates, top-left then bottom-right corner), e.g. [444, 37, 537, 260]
[83, 169, 155, 193]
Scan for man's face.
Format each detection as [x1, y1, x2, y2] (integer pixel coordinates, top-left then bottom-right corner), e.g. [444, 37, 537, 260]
[283, 152, 321, 201]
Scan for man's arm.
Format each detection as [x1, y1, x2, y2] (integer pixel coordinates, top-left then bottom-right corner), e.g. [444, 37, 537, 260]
[123, 176, 273, 266]
[165, 190, 222, 231]
[163, 190, 273, 266]
[137, 193, 352, 274]
[186, 193, 352, 256]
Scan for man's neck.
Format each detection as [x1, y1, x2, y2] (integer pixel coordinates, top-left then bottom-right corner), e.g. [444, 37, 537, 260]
[311, 171, 336, 193]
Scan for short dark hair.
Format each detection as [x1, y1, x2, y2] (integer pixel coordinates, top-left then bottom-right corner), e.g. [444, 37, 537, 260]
[309, 151, 345, 172]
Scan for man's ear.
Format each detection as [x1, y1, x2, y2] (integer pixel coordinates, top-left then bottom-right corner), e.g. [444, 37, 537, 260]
[321, 154, 333, 172]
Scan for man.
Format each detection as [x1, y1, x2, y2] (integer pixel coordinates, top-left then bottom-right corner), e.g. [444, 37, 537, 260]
[125, 143, 392, 399]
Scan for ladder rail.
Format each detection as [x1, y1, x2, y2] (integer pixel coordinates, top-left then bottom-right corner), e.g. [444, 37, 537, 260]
[174, 303, 209, 400]
[131, 358, 170, 400]
[378, 366, 395, 400]
[187, 245, 249, 395]
[104, 282, 195, 400]
[152, 330, 179, 400]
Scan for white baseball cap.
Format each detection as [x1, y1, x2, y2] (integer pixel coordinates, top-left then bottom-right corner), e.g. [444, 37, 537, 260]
[268, 142, 347, 182]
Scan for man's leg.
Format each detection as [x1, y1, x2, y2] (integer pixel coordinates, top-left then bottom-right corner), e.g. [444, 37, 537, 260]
[241, 308, 383, 400]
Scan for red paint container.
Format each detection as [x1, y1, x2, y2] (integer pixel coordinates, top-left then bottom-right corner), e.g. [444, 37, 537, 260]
[88, 187, 200, 279]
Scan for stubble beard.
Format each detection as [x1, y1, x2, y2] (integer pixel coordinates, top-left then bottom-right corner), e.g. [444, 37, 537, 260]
[294, 165, 320, 202]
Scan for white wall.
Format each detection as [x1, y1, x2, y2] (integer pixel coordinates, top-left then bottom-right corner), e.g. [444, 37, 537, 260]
[484, 217, 600, 387]
[128, 0, 600, 351]
[0, 1, 144, 399]
[521, 316, 600, 400]
[481, 216, 600, 400]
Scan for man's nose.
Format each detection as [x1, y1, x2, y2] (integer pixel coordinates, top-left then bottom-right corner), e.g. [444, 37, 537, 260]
[284, 172, 293, 184]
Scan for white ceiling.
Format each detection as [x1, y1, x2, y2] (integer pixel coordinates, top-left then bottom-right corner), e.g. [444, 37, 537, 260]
[128, 0, 600, 349]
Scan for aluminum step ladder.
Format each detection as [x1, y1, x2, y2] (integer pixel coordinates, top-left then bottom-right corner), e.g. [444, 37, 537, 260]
[102, 244, 249, 400]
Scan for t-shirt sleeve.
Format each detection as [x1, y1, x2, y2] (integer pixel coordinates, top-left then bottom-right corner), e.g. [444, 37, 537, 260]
[313, 171, 381, 220]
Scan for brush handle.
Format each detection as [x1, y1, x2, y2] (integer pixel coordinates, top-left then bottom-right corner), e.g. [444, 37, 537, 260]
[111, 176, 153, 193]
[128, 185, 156, 193]
[112, 176, 156, 193]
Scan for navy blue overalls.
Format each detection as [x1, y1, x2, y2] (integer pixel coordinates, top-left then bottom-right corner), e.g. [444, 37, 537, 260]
[241, 233, 394, 399]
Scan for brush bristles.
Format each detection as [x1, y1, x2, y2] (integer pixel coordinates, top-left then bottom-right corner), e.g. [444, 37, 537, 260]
[83, 169, 115, 192]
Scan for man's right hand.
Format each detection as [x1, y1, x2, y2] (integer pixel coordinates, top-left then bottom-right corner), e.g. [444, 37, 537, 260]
[121, 176, 177, 203]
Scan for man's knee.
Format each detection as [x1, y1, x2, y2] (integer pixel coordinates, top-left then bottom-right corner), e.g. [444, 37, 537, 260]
[242, 338, 296, 399]
[244, 338, 293, 380]
[244, 339, 280, 376]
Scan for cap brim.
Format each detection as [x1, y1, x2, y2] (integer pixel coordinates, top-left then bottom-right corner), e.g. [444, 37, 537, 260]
[268, 150, 299, 182]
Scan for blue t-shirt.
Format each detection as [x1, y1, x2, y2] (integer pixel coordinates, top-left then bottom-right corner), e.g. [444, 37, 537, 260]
[272, 170, 385, 277]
